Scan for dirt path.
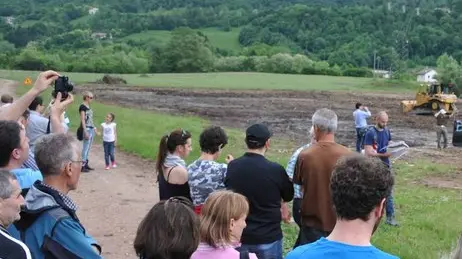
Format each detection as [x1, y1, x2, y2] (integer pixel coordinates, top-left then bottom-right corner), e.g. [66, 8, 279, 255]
[70, 144, 158, 258]
[0, 80, 159, 258]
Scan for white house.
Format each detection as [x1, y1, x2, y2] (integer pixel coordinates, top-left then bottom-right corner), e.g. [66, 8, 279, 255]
[417, 68, 437, 83]
[373, 69, 392, 79]
[89, 7, 99, 15]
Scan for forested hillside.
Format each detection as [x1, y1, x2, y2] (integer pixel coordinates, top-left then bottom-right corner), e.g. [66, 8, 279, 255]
[0, 0, 460, 75]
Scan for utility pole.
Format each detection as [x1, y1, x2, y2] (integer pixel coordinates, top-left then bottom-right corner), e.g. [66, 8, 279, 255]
[373, 50, 377, 78]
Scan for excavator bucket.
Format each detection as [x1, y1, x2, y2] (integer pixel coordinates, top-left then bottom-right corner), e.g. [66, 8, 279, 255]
[401, 100, 416, 113]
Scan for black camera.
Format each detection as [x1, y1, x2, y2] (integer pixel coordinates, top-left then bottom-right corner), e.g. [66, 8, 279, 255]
[52, 76, 74, 100]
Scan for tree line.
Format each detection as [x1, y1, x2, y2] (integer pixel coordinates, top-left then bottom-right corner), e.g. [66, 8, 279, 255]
[1, 0, 462, 75]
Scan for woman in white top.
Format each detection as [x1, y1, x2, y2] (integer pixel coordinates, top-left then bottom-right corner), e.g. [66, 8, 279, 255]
[100, 113, 117, 170]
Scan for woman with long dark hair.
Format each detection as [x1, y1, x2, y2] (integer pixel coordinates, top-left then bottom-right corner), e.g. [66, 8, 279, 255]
[156, 128, 193, 201]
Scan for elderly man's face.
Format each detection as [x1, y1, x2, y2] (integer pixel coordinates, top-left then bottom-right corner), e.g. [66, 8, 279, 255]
[68, 146, 83, 191]
[0, 179, 25, 227]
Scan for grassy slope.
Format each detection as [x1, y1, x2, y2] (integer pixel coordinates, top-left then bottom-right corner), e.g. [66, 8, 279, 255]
[120, 27, 242, 52]
[11, 74, 460, 258]
[0, 70, 417, 93]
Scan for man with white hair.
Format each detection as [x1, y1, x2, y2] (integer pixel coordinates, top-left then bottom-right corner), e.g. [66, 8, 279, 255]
[434, 108, 451, 149]
[8, 133, 102, 258]
[293, 108, 352, 247]
[0, 170, 32, 259]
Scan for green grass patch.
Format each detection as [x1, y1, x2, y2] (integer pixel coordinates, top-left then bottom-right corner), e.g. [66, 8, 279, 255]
[2, 69, 416, 93]
[12, 78, 461, 258]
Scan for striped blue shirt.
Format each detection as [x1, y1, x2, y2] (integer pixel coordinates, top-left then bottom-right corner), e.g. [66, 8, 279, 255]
[286, 144, 310, 199]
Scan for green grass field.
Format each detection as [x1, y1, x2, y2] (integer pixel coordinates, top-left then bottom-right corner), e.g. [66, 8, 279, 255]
[120, 27, 242, 52]
[9, 71, 461, 258]
[0, 70, 417, 93]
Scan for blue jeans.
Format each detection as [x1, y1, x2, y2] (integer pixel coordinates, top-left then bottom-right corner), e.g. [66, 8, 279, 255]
[356, 127, 366, 152]
[82, 127, 95, 163]
[103, 141, 115, 166]
[237, 239, 283, 259]
[386, 192, 395, 217]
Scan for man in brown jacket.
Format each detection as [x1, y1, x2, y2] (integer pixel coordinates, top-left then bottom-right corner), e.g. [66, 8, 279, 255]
[293, 108, 352, 248]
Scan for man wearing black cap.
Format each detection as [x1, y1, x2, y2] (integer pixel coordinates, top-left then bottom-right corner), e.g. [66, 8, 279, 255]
[225, 123, 294, 259]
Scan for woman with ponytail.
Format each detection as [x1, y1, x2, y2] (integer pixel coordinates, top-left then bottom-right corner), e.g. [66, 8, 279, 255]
[156, 129, 193, 201]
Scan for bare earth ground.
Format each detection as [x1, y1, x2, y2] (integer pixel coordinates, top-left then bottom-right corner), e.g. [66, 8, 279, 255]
[4, 79, 462, 258]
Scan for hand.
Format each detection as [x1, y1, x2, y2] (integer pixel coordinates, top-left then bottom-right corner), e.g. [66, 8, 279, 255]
[281, 203, 291, 224]
[50, 92, 73, 118]
[225, 154, 234, 164]
[384, 152, 392, 158]
[114, 141, 117, 147]
[96, 131, 101, 136]
[32, 70, 60, 93]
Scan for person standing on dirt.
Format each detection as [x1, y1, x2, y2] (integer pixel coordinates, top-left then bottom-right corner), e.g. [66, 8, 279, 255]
[79, 91, 100, 172]
[434, 108, 452, 149]
[187, 126, 233, 214]
[156, 129, 193, 201]
[353, 102, 371, 152]
[292, 108, 352, 248]
[225, 123, 294, 259]
[363, 111, 398, 227]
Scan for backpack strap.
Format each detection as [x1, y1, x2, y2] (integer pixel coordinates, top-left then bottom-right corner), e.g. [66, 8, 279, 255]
[46, 116, 51, 134]
[240, 250, 250, 259]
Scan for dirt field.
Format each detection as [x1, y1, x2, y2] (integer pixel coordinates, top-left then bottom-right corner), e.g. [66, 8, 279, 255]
[4, 79, 462, 258]
[79, 84, 444, 147]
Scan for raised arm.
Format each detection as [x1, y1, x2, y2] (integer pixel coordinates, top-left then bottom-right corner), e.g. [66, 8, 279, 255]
[0, 71, 59, 121]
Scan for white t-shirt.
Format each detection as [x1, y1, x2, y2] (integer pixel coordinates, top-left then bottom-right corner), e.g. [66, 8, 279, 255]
[101, 122, 116, 142]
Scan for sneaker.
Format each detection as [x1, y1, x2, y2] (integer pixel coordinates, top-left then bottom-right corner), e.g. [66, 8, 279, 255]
[105, 166, 110, 170]
[81, 167, 90, 173]
[112, 162, 117, 168]
[386, 216, 399, 227]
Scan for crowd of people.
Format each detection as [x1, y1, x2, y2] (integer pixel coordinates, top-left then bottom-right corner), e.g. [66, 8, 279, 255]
[0, 70, 404, 259]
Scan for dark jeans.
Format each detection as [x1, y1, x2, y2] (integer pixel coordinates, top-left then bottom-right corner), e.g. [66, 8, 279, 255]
[294, 225, 330, 248]
[237, 239, 283, 259]
[103, 141, 115, 166]
[356, 127, 366, 152]
[293, 198, 302, 228]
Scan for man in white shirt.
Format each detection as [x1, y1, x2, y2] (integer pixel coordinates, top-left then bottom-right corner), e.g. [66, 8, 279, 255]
[353, 102, 371, 152]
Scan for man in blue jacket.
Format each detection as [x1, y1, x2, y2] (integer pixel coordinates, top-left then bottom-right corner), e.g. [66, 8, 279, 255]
[8, 133, 102, 259]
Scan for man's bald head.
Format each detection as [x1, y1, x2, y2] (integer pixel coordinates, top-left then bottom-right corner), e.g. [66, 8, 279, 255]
[376, 111, 388, 129]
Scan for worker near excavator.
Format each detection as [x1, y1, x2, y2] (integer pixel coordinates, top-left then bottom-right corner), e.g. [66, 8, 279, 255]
[435, 108, 452, 149]
[353, 102, 371, 152]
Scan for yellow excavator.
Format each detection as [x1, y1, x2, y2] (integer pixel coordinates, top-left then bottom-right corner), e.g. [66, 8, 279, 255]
[401, 82, 458, 115]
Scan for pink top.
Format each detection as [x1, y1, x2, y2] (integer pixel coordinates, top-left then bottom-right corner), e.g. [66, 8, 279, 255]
[191, 243, 258, 259]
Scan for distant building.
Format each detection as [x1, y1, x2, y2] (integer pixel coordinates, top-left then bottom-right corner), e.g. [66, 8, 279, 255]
[435, 7, 451, 14]
[89, 7, 99, 15]
[373, 69, 391, 79]
[91, 32, 107, 39]
[417, 68, 437, 83]
[3, 16, 14, 26]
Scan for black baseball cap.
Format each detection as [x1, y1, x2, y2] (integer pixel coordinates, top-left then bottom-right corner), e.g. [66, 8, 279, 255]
[246, 123, 272, 144]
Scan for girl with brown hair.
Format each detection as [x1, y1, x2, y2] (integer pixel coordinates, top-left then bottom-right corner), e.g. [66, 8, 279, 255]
[191, 190, 258, 259]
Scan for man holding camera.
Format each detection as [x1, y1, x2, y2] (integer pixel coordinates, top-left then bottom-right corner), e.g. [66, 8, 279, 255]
[353, 102, 371, 152]
[27, 78, 73, 153]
